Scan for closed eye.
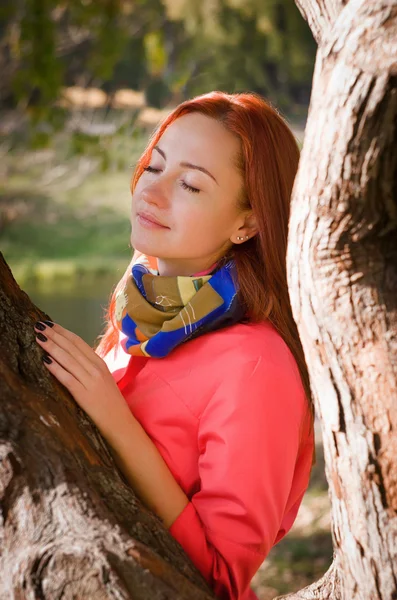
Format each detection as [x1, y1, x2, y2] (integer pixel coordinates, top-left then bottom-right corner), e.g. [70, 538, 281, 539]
[143, 166, 200, 193]
[143, 166, 160, 174]
[180, 181, 200, 194]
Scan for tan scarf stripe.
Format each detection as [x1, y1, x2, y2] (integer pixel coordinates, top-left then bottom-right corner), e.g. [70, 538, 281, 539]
[161, 284, 225, 333]
[115, 252, 244, 358]
[124, 278, 177, 338]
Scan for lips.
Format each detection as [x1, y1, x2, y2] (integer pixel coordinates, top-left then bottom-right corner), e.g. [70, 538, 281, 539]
[137, 211, 169, 228]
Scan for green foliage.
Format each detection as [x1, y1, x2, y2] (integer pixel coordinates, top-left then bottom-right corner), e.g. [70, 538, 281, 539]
[108, 36, 147, 91]
[145, 77, 172, 108]
[1, 0, 316, 125]
[2, 0, 133, 118]
[11, 0, 62, 108]
[162, 0, 316, 107]
[84, 0, 130, 81]
[144, 31, 167, 76]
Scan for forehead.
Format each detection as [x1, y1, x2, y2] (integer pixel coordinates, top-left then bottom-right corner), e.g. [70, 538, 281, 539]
[158, 112, 241, 170]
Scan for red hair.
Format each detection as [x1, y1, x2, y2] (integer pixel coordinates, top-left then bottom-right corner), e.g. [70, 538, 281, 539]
[95, 91, 316, 463]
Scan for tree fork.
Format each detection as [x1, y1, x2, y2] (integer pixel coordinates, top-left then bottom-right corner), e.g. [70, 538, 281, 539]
[0, 253, 213, 599]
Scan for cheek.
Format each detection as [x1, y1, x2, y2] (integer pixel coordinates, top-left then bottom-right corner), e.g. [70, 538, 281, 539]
[130, 191, 139, 213]
[182, 202, 227, 232]
[177, 206, 211, 234]
[177, 208, 228, 251]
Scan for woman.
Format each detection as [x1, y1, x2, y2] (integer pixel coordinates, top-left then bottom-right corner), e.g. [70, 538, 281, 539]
[34, 91, 316, 600]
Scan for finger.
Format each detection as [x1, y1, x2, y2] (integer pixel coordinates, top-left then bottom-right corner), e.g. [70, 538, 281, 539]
[35, 332, 91, 388]
[35, 321, 103, 378]
[42, 354, 84, 398]
[38, 321, 105, 369]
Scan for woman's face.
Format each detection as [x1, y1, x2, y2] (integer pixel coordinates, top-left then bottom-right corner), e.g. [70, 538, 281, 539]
[130, 112, 253, 276]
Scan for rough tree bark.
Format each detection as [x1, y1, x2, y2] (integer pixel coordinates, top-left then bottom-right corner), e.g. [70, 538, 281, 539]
[284, 0, 397, 599]
[0, 254, 214, 599]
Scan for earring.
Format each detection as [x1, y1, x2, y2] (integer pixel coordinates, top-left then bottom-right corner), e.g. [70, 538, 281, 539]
[236, 236, 250, 241]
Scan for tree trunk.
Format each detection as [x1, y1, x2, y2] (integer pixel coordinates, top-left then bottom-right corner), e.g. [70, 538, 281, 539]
[0, 254, 213, 599]
[284, 0, 397, 598]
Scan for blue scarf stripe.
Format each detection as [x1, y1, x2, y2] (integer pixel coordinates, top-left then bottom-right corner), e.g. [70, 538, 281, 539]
[118, 258, 244, 357]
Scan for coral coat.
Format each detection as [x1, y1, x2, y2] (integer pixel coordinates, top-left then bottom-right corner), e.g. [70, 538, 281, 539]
[104, 320, 315, 600]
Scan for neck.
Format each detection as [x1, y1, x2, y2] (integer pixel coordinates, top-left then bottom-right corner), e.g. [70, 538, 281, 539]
[157, 258, 219, 277]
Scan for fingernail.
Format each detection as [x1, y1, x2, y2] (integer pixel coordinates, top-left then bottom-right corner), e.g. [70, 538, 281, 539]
[35, 321, 46, 331]
[42, 354, 52, 364]
[37, 332, 47, 342]
[43, 320, 54, 328]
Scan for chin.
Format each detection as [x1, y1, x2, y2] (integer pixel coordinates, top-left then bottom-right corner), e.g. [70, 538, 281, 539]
[131, 236, 163, 258]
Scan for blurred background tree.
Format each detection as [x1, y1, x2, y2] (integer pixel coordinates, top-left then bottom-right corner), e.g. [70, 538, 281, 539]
[0, 0, 315, 118]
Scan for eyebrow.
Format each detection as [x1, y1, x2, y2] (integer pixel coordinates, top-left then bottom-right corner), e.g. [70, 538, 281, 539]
[153, 145, 219, 185]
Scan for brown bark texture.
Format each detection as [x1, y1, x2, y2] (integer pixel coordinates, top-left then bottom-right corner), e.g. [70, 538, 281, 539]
[284, 0, 397, 599]
[0, 253, 214, 599]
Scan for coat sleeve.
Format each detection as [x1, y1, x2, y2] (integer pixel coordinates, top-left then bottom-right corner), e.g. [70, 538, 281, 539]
[169, 356, 314, 600]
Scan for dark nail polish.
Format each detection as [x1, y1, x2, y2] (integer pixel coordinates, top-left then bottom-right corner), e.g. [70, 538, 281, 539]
[37, 332, 47, 342]
[42, 354, 52, 364]
[43, 320, 54, 328]
[35, 321, 46, 331]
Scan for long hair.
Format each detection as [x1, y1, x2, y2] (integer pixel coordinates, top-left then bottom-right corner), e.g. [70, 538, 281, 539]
[95, 91, 316, 463]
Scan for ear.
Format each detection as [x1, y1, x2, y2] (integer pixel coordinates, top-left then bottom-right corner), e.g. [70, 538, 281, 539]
[230, 211, 259, 245]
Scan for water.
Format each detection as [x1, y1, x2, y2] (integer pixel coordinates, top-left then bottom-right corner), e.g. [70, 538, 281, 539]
[26, 278, 117, 347]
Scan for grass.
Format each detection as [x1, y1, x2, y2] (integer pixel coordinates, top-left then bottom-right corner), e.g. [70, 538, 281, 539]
[2, 190, 131, 260]
[255, 531, 333, 599]
[0, 120, 146, 285]
[1, 181, 133, 289]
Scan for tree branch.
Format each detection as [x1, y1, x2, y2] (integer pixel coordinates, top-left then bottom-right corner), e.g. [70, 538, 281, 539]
[0, 253, 214, 599]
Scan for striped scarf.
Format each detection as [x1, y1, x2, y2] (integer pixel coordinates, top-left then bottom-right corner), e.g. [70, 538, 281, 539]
[115, 252, 245, 357]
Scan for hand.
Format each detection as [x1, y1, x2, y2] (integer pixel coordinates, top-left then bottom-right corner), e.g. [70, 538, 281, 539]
[34, 320, 131, 436]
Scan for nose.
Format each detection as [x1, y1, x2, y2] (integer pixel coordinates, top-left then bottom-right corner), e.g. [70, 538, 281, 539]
[140, 178, 169, 210]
